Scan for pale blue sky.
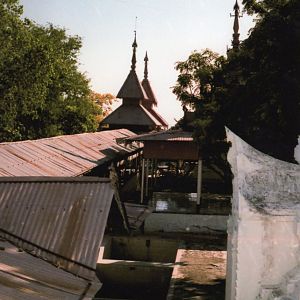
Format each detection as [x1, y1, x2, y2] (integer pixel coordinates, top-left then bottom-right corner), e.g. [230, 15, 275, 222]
[20, 0, 254, 126]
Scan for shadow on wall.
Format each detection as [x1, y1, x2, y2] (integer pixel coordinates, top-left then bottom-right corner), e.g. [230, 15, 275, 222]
[173, 278, 225, 300]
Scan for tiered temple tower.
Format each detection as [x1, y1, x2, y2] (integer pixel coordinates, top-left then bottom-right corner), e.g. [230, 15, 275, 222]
[100, 33, 168, 133]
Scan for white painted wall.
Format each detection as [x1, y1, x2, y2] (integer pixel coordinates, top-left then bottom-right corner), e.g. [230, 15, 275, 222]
[225, 128, 300, 300]
[295, 136, 300, 164]
[145, 213, 228, 233]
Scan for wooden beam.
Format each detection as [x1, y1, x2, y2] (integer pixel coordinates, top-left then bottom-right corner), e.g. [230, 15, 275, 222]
[197, 159, 202, 206]
[141, 158, 145, 204]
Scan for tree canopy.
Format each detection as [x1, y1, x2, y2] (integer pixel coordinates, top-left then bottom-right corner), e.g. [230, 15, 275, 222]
[173, 0, 300, 183]
[0, 0, 113, 141]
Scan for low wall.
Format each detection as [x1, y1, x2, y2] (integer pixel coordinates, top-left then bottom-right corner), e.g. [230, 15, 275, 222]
[144, 213, 228, 233]
[97, 259, 173, 288]
[108, 236, 179, 263]
[96, 235, 178, 299]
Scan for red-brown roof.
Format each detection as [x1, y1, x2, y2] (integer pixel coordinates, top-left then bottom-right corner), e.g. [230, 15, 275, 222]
[141, 79, 158, 107]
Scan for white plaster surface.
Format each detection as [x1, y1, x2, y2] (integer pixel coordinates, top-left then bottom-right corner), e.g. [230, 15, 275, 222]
[295, 136, 300, 164]
[225, 128, 300, 300]
[144, 213, 228, 233]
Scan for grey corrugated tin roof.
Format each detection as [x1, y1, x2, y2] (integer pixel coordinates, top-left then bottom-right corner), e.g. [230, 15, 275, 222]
[0, 177, 114, 281]
[117, 70, 148, 99]
[0, 239, 100, 299]
[124, 129, 194, 142]
[0, 129, 139, 177]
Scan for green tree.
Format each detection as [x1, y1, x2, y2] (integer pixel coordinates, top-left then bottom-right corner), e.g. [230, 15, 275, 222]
[173, 50, 231, 182]
[173, 0, 300, 184]
[0, 0, 104, 141]
[224, 0, 300, 161]
[242, 0, 289, 16]
[90, 92, 117, 123]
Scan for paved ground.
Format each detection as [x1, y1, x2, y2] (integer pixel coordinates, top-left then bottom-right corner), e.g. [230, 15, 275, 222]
[170, 235, 227, 300]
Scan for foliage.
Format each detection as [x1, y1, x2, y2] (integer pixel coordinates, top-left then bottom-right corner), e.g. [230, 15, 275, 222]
[242, 0, 289, 16]
[90, 92, 117, 123]
[225, 0, 300, 161]
[173, 50, 230, 182]
[0, 0, 110, 141]
[173, 0, 300, 183]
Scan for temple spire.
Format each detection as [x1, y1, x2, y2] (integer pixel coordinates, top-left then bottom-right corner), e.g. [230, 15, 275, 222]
[231, 0, 242, 50]
[144, 51, 148, 79]
[131, 31, 137, 71]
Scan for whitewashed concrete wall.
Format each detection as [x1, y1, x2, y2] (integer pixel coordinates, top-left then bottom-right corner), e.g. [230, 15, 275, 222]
[295, 136, 300, 164]
[145, 213, 227, 233]
[225, 128, 300, 300]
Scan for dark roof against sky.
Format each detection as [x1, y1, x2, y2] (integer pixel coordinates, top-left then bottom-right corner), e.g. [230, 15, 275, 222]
[117, 70, 148, 99]
[142, 79, 158, 106]
[147, 107, 169, 128]
[101, 103, 162, 127]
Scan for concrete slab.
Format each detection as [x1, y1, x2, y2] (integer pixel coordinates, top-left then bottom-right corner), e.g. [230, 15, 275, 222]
[167, 238, 227, 300]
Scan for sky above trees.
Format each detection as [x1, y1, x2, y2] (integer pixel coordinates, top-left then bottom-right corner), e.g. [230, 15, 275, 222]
[20, 0, 254, 126]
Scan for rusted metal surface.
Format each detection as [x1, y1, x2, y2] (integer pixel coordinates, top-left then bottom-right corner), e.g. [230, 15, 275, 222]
[143, 141, 199, 160]
[0, 239, 101, 299]
[124, 129, 194, 142]
[0, 129, 139, 177]
[0, 177, 114, 281]
[123, 130, 199, 160]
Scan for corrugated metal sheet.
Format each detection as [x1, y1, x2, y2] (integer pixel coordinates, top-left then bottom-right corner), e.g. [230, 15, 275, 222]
[0, 129, 139, 177]
[0, 177, 114, 281]
[124, 202, 153, 229]
[0, 239, 100, 299]
[124, 129, 194, 142]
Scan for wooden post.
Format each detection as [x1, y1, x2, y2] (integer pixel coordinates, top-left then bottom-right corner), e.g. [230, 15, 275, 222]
[145, 158, 150, 197]
[145, 159, 149, 198]
[141, 158, 145, 204]
[151, 159, 155, 189]
[109, 163, 130, 233]
[197, 159, 202, 206]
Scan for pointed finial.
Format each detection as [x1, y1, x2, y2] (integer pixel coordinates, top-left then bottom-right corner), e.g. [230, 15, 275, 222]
[131, 31, 137, 71]
[144, 51, 148, 79]
[230, 0, 242, 50]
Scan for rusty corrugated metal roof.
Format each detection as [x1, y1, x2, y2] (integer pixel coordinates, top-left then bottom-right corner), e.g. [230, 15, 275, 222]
[124, 129, 194, 142]
[0, 239, 101, 299]
[0, 177, 114, 281]
[0, 129, 139, 177]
